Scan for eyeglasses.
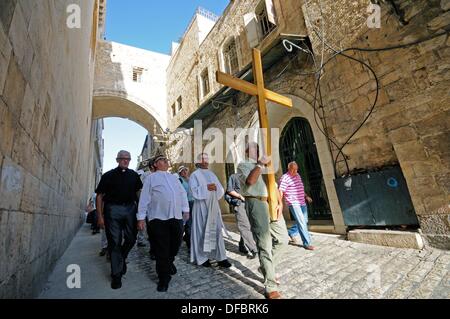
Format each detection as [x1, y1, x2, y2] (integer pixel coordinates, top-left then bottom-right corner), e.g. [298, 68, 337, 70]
[117, 158, 131, 161]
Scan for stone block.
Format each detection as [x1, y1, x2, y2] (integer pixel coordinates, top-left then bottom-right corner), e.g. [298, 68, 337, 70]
[0, 25, 12, 95]
[17, 0, 37, 28]
[19, 84, 34, 133]
[422, 133, 450, 160]
[20, 171, 39, 212]
[427, 11, 450, 31]
[423, 195, 449, 216]
[347, 229, 424, 250]
[8, 3, 33, 80]
[0, 98, 14, 156]
[0, 157, 24, 210]
[415, 111, 450, 137]
[419, 213, 450, 235]
[388, 126, 418, 144]
[0, 210, 9, 283]
[380, 70, 401, 87]
[2, 54, 26, 120]
[0, 0, 18, 34]
[5, 211, 25, 277]
[12, 125, 34, 173]
[393, 141, 429, 162]
[383, 111, 415, 132]
[442, 0, 450, 10]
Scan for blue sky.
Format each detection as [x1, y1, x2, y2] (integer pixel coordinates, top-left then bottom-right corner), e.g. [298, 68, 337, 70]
[105, 0, 230, 54]
[101, 0, 230, 173]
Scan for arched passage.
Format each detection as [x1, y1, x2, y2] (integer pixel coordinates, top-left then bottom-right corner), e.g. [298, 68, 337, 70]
[92, 93, 165, 136]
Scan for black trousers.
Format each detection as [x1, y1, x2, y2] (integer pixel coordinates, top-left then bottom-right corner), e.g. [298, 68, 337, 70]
[148, 218, 183, 285]
[183, 201, 194, 249]
[104, 203, 137, 278]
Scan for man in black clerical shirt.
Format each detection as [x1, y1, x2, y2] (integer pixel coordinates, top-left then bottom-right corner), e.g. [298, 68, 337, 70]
[95, 150, 143, 289]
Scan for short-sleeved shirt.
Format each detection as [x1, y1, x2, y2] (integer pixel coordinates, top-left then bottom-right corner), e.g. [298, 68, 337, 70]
[236, 161, 268, 197]
[95, 167, 143, 204]
[226, 174, 241, 194]
[179, 177, 194, 202]
[279, 173, 306, 206]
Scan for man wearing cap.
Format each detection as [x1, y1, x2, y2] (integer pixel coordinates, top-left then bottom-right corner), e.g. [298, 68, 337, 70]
[137, 155, 190, 292]
[177, 166, 194, 251]
[96, 150, 143, 290]
[189, 153, 231, 268]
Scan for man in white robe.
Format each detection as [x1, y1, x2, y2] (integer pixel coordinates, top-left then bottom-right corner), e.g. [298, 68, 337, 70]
[189, 153, 232, 268]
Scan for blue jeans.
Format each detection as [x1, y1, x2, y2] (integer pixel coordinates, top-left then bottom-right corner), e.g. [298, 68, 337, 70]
[287, 205, 312, 247]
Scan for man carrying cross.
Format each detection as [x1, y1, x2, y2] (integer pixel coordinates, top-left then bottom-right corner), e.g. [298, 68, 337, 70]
[217, 48, 292, 299]
[237, 142, 289, 299]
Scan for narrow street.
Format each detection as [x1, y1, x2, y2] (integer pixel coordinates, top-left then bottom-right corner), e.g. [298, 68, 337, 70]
[39, 222, 450, 299]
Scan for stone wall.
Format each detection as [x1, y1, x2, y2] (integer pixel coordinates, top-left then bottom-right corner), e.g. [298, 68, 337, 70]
[0, 0, 98, 297]
[299, 0, 450, 248]
[167, 0, 450, 247]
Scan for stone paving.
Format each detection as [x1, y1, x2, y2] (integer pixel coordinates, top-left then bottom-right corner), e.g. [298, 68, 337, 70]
[39, 221, 450, 299]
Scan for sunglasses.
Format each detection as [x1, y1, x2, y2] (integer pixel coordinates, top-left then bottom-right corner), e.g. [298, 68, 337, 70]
[117, 158, 131, 161]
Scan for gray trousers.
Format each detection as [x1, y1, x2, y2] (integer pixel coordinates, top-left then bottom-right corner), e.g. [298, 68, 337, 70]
[235, 204, 257, 253]
[245, 198, 288, 293]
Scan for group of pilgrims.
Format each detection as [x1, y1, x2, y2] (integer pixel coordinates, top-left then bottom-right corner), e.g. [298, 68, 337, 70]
[95, 142, 313, 299]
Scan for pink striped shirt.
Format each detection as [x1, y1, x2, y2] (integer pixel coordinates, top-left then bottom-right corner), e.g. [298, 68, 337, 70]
[279, 173, 306, 206]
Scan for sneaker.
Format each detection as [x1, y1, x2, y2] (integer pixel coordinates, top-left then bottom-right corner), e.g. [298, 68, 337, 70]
[111, 277, 122, 290]
[218, 259, 232, 268]
[304, 245, 315, 251]
[202, 260, 212, 267]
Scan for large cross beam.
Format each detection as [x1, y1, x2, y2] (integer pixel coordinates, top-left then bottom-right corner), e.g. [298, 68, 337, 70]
[216, 48, 293, 221]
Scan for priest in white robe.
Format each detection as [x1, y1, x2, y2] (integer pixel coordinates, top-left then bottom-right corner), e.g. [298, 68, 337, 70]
[189, 153, 232, 268]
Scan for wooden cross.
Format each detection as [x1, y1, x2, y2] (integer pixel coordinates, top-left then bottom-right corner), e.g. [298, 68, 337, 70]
[216, 48, 293, 221]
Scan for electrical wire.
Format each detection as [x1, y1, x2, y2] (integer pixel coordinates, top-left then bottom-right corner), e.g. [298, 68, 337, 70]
[282, 26, 449, 176]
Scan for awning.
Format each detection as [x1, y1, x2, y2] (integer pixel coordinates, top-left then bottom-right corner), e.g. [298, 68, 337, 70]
[175, 34, 307, 130]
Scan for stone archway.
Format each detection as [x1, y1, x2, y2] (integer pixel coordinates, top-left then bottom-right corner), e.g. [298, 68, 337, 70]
[267, 94, 346, 234]
[92, 92, 165, 136]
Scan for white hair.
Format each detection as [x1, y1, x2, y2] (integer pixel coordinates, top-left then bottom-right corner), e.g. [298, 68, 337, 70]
[117, 150, 131, 158]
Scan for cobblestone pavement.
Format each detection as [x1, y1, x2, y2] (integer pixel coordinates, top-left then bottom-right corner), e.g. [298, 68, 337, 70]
[39, 222, 450, 299]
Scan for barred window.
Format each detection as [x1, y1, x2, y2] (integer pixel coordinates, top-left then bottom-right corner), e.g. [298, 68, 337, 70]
[223, 38, 239, 75]
[132, 67, 144, 83]
[257, 1, 276, 39]
[200, 68, 210, 98]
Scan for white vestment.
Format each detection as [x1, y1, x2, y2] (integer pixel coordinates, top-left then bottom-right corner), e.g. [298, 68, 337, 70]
[189, 168, 227, 265]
